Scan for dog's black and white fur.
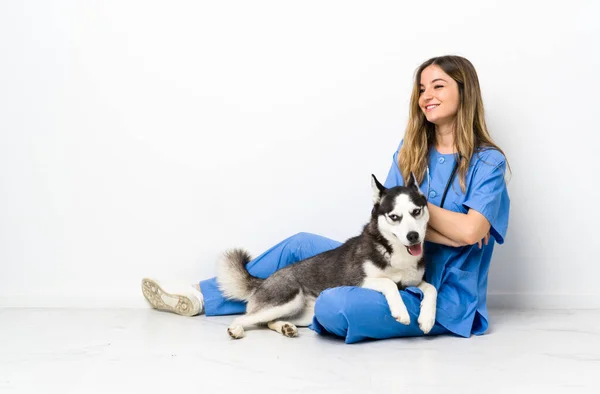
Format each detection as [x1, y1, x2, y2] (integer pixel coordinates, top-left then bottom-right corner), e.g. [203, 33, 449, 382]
[216, 173, 437, 339]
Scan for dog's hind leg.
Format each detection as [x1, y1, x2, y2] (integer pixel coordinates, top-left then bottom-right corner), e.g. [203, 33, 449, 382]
[267, 321, 299, 337]
[227, 292, 305, 339]
[267, 298, 316, 337]
[288, 297, 316, 327]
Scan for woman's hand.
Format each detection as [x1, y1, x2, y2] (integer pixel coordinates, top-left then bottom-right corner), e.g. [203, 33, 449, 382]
[477, 231, 491, 249]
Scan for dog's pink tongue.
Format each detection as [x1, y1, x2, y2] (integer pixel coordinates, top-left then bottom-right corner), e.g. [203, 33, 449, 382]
[408, 243, 422, 256]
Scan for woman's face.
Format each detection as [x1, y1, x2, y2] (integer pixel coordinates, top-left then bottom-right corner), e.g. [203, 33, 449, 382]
[418, 65, 460, 127]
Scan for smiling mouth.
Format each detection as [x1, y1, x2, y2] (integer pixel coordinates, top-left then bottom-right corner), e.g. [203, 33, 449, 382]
[406, 243, 423, 256]
[425, 104, 439, 111]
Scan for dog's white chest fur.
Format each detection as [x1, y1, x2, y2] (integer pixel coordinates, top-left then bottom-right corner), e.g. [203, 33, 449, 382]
[362, 258, 424, 287]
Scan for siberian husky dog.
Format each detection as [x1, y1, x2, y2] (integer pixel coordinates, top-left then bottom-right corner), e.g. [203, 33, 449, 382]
[217, 173, 437, 339]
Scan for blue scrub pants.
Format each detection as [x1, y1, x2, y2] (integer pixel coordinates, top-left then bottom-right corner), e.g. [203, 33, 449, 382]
[199, 232, 449, 343]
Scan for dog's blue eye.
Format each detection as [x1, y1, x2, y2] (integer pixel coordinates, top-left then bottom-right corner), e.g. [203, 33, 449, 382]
[389, 214, 401, 222]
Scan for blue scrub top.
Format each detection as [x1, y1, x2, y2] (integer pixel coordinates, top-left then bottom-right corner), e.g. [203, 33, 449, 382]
[384, 140, 510, 337]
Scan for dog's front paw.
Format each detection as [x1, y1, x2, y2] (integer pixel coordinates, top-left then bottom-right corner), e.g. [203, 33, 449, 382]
[227, 324, 245, 339]
[417, 307, 436, 334]
[387, 297, 410, 325]
[390, 306, 411, 325]
[395, 313, 411, 325]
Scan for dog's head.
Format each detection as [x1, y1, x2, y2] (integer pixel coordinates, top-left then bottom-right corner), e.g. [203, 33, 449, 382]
[371, 173, 429, 257]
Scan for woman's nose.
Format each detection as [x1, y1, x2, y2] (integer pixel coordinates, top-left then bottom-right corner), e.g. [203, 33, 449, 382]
[422, 87, 433, 100]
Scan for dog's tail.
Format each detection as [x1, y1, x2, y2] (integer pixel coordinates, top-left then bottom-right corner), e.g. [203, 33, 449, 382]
[216, 248, 263, 301]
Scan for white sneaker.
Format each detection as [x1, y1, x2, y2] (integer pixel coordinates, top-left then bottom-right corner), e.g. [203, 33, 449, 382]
[141, 278, 204, 316]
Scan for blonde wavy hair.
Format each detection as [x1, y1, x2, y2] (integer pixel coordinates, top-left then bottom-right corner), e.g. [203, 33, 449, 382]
[398, 55, 508, 193]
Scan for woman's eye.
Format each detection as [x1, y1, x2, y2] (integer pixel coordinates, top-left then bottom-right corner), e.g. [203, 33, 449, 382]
[434, 85, 443, 89]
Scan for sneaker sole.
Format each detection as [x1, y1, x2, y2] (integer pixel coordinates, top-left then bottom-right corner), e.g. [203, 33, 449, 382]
[141, 278, 199, 317]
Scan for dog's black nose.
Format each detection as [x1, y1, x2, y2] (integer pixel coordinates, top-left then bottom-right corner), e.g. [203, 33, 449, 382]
[407, 231, 419, 243]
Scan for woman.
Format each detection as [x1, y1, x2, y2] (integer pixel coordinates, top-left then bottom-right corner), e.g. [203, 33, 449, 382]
[142, 55, 510, 344]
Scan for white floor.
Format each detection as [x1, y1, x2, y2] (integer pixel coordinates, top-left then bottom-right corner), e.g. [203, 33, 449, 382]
[1, 308, 599, 394]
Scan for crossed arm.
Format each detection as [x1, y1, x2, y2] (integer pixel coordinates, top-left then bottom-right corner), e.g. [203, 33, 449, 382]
[425, 203, 491, 248]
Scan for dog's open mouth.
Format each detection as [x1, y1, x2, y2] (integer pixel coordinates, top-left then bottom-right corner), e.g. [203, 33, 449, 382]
[406, 243, 423, 257]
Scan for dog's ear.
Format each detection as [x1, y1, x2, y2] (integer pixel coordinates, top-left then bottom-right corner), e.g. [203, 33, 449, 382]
[406, 172, 420, 191]
[371, 174, 385, 204]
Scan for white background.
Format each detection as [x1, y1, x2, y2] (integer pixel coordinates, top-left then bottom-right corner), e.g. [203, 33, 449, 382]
[1, 0, 598, 308]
